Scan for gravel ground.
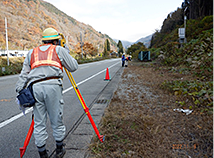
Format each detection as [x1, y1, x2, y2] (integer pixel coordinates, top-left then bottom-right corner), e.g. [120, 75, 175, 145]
[89, 61, 213, 158]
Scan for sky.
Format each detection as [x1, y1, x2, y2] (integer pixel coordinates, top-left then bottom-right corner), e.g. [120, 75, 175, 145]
[44, 0, 184, 42]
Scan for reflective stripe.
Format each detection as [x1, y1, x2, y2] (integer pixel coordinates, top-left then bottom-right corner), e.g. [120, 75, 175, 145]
[34, 48, 38, 62]
[42, 34, 59, 38]
[30, 45, 62, 70]
[31, 60, 62, 68]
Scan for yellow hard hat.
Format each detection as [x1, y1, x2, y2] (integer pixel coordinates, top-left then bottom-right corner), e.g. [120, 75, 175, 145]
[42, 28, 60, 41]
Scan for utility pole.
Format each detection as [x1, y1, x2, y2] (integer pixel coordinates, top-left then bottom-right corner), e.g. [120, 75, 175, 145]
[80, 32, 84, 59]
[184, 7, 188, 43]
[5, 17, 9, 66]
[184, 15, 187, 43]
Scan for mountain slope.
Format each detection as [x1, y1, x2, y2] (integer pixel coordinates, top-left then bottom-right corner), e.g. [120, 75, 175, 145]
[0, 0, 117, 52]
[135, 34, 152, 48]
[113, 39, 133, 49]
[114, 34, 153, 50]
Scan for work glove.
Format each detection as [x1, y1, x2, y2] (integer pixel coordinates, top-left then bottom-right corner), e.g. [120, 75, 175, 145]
[15, 97, 20, 105]
[16, 97, 26, 115]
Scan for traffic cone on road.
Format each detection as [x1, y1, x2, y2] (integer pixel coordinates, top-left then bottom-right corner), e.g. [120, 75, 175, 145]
[104, 68, 111, 81]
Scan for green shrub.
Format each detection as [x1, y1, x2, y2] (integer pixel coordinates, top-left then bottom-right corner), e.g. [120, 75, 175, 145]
[161, 80, 213, 110]
[0, 57, 24, 76]
[201, 15, 213, 25]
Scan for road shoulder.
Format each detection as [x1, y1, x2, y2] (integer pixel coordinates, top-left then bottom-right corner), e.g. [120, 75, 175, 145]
[63, 67, 124, 158]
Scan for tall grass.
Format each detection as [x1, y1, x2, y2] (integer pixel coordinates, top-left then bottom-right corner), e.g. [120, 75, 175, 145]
[0, 57, 24, 76]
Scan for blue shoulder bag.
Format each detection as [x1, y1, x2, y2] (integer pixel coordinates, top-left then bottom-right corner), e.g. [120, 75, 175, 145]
[17, 84, 35, 107]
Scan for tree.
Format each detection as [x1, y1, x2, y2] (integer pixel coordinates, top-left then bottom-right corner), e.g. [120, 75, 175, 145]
[151, 6, 185, 48]
[161, 8, 183, 34]
[182, 0, 213, 19]
[103, 39, 110, 57]
[106, 39, 110, 51]
[74, 41, 96, 58]
[117, 40, 124, 57]
[150, 0, 213, 49]
[83, 42, 97, 57]
[126, 42, 147, 59]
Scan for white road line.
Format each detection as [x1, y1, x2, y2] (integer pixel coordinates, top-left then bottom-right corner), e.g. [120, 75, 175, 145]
[0, 107, 33, 129]
[0, 61, 120, 129]
[63, 61, 119, 93]
[79, 66, 89, 69]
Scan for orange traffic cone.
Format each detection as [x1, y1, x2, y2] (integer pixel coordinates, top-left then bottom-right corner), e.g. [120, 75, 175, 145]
[104, 68, 111, 81]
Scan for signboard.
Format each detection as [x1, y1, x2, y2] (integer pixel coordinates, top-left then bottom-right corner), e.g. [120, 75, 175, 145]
[178, 28, 185, 39]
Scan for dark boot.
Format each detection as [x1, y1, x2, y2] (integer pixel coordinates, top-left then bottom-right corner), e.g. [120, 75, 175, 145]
[38, 150, 48, 158]
[38, 144, 48, 158]
[56, 142, 66, 158]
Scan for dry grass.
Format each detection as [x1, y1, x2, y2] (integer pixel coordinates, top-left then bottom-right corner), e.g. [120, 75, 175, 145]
[0, 57, 24, 75]
[89, 61, 213, 158]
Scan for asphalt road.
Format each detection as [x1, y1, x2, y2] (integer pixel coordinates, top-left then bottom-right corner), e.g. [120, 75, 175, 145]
[0, 58, 121, 158]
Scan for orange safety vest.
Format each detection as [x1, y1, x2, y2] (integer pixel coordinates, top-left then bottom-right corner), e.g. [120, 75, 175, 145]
[30, 45, 63, 71]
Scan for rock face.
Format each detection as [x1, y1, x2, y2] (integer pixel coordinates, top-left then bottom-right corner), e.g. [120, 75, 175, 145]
[0, 0, 117, 51]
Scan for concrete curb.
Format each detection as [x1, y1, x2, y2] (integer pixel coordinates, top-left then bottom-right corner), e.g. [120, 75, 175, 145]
[63, 67, 124, 158]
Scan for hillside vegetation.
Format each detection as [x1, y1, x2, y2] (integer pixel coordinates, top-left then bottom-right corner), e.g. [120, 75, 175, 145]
[0, 0, 117, 52]
[0, 0, 119, 76]
[126, 11, 213, 113]
[90, 3, 213, 157]
[150, 15, 213, 113]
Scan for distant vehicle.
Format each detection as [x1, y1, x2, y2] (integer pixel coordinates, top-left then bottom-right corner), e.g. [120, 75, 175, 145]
[1, 54, 7, 56]
[0, 53, 16, 57]
[0, 50, 28, 57]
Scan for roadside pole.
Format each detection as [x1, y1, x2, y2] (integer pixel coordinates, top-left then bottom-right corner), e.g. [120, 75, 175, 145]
[80, 32, 84, 59]
[5, 17, 9, 66]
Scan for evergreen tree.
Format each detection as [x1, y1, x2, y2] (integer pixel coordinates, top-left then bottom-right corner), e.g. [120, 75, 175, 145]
[117, 40, 124, 56]
[103, 39, 110, 57]
[106, 39, 110, 51]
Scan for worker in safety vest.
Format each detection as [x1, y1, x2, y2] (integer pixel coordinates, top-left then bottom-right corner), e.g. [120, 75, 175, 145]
[121, 53, 126, 67]
[15, 28, 78, 158]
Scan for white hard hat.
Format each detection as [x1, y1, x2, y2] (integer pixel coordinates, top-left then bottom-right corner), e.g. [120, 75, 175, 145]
[42, 28, 60, 41]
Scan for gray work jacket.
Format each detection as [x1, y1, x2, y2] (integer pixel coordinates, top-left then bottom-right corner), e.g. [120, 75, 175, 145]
[15, 44, 78, 94]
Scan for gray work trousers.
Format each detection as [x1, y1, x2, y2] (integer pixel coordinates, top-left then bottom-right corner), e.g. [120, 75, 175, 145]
[33, 82, 66, 147]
